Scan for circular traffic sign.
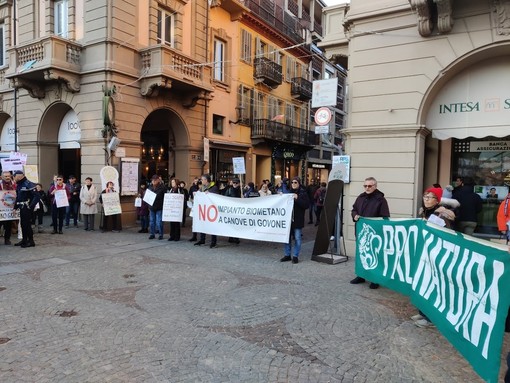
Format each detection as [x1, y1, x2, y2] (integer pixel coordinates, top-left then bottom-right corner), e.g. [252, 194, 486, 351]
[314, 107, 332, 126]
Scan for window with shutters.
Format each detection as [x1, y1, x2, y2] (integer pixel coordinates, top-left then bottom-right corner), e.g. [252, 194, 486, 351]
[54, 0, 69, 38]
[286, 103, 296, 126]
[238, 85, 253, 124]
[213, 38, 225, 82]
[157, 8, 174, 47]
[268, 97, 278, 119]
[241, 29, 252, 64]
[299, 106, 308, 130]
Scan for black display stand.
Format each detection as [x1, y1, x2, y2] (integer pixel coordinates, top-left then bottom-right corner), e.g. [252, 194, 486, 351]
[311, 179, 348, 264]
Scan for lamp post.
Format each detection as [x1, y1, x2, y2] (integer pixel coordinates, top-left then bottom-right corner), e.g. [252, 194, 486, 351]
[13, 0, 17, 151]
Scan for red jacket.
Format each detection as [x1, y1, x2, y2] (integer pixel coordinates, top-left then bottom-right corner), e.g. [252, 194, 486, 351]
[497, 195, 510, 231]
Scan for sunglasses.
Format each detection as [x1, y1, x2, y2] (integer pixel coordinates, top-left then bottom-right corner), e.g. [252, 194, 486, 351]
[291, 181, 299, 184]
[363, 184, 375, 188]
[57, 178, 63, 181]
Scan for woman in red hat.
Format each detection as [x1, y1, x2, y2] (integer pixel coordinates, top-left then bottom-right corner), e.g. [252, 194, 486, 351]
[412, 185, 458, 328]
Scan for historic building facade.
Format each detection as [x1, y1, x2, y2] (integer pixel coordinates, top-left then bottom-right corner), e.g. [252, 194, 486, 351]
[320, 0, 510, 251]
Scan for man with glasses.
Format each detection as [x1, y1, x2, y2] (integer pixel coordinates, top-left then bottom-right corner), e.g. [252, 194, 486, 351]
[350, 176, 390, 289]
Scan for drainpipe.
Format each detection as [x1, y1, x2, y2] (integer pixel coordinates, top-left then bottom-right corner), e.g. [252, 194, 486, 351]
[203, 1, 210, 176]
[13, 0, 17, 151]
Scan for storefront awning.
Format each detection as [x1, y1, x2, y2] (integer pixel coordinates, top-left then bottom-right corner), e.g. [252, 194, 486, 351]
[431, 125, 510, 140]
[209, 139, 250, 150]
[426, 57, 510, 140]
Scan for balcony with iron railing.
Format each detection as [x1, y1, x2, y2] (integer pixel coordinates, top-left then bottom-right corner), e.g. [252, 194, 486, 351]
[252, 119, 318, 147]
[291, 77, 312, 101]
[139, 45, 212, 97]
[5, 36, 82, 97]
[241, 0, 305, 44]
[254, 57, 282, 87]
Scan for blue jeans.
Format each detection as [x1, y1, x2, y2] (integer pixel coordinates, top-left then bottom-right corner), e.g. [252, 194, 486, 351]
[285, 227, 302, 258]
[66, 201, 80, 225]
[140, 215, 149, 230]
[149, 210, 163, 236]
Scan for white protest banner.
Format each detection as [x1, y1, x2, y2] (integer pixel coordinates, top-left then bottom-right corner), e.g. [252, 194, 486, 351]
[143, 189, 156, 206]
[9, 152, 27, 164]
[54, 189, 69, 208]
[0, 190, 19, 221]
[1, 158, 23, 172]
[162, 193, 184, 222]
[102, 192, 122, 216]
[192, 192, 294, 243]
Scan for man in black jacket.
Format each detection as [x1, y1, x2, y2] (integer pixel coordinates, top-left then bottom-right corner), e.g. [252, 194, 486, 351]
[14, 170, 40, 248]
[280, 176, 309, 264]
[148, 175, 166, 240]
[452, 176, 482, 235]
[350, 177, 390, 289]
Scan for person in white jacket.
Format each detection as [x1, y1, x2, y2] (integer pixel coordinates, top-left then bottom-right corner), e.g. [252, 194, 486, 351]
[79, 177, 98, 231]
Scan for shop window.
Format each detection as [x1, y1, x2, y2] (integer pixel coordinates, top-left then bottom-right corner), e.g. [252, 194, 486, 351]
[213, 114, 224, 135]
[157, 8, 174, 47]
[54, 0, 69, 38]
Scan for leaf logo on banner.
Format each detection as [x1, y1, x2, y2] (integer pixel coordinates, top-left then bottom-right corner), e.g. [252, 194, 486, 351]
[358, 223, 382, 270]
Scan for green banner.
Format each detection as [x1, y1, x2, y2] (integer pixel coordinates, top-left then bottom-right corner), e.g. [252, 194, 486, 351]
[355, 218, 510, 383]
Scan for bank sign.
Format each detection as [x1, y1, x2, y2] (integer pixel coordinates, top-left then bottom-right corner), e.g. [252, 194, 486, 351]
[355, 218, 510, 382]
[426, 58, 510, 140]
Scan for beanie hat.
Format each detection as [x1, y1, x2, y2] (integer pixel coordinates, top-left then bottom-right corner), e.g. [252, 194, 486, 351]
[425, 186, 443, 202]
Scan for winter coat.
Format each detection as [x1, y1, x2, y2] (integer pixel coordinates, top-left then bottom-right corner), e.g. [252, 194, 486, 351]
[314, 186, 327, 207]
[497, 195, 510, 232]
[137, 188, 149, 216]
[80, 184, 98, 214]
[225, 185, 242, 198]
[16, 177, 40, 210]
[48, 183, 70, 207]
[201, 182, 219, 194]
[418, 201, 456, 229]
[290, 186, 309, 229]
[149, 182, 167, 211]
[452, 185, 482, 222]
[351, 189, 390, 221]
[67, 182, 81, 203]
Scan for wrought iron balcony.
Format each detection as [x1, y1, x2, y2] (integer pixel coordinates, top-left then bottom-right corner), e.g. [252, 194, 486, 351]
[251, 119, 318, 147]
[291, 77, 312, 101]
[5, 36, 82, 98]
[254, 57, 282, 87]
[139, 45, 213, 97]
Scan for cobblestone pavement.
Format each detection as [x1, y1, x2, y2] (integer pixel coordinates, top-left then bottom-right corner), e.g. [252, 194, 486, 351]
[0, 221, 508, 382]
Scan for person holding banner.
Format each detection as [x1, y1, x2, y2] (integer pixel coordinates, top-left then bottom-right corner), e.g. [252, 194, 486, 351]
[194, 174, 219, 248]
[412, 185, 457, 328]
[280, 177, 309, 264]
[14, 170, 40, 247]
[168, 178, 184, 241]
[350, 177, 390, 289]
[225, 178, 242, 244]
[48, 175, 70, 235]
[187, 177, 201, 242]
[99, 181, 122, 232]
[0, 171, 17, 245]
